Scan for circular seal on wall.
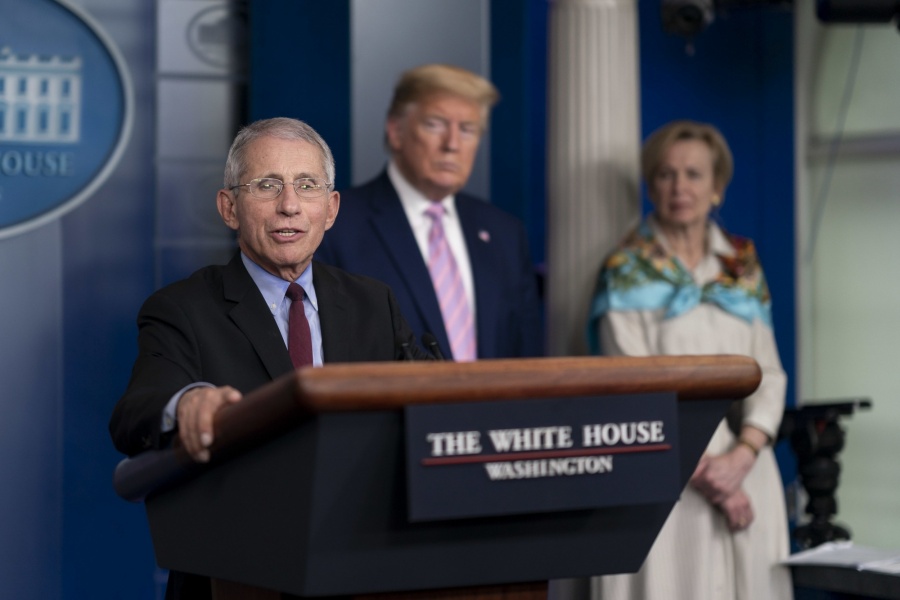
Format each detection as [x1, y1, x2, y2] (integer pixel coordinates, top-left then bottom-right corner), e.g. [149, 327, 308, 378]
[0, 0, 133, 239]
[186, 4, 248, 72]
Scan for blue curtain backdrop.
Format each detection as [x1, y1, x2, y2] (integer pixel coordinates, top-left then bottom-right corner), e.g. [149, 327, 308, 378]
[636, 1, 796, 415]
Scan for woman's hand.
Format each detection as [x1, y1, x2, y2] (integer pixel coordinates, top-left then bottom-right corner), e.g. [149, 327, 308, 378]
[689, 447, 755, 505]
[690, 425, 768, 505]
[718, 488, 754, 532]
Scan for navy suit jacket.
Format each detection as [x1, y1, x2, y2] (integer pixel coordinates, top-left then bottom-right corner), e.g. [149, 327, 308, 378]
[316, 171, 543, 359]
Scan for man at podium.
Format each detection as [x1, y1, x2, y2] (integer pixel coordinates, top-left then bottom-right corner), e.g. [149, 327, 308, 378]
[110, 117, 426, 599]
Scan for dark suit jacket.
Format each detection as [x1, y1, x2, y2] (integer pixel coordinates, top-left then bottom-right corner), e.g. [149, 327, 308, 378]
[110, 253, 419, 457]
[109, 254, 422, 599]
[316, 171, 544, 359]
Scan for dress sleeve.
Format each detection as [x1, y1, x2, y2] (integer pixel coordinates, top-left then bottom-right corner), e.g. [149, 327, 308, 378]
[741, 318, 787, 439]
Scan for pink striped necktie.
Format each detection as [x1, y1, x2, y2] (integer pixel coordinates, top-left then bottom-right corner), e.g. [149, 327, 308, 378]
[424, 204, 476, 362]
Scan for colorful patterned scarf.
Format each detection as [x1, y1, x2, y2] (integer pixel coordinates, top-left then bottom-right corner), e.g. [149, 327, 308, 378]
[587, 219, 773, 353]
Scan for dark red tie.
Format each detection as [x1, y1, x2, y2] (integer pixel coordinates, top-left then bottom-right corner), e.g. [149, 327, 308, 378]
[286, 283, 313, 367]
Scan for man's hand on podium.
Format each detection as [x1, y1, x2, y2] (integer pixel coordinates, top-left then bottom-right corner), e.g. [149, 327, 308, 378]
[177, 386, 242, 462]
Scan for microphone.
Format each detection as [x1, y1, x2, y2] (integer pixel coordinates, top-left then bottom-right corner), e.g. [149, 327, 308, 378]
[421, 332, 447, 361]
[396, 333, 415, 361]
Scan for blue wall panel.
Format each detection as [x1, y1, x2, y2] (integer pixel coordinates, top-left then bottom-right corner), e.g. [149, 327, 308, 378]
[0, 229, 63, 599]
[58, 0, 160, 596]
[249, 0, 352, 190]
[637, 3, 796, 410]
[490, 0, 549, 265]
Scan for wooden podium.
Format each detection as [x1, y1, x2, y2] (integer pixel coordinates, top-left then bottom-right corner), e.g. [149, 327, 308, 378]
[114, 355, 761, 599]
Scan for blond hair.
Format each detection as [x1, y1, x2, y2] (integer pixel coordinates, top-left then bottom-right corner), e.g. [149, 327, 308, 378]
[641, 120, 734, 194]
[387, 64, 499, 125]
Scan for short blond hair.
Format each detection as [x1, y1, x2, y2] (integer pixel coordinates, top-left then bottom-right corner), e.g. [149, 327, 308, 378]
[641, 120, 734, 194]
[387, 63, 499, 125]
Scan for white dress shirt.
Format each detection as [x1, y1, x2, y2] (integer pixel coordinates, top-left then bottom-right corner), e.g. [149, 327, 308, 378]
[387, 160, 477, 317]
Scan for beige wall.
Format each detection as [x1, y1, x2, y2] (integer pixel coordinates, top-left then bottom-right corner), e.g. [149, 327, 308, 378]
[796, 9, 900, 548]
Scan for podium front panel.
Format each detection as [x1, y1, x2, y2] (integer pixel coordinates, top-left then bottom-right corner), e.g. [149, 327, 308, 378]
[146, 396, 731, 596]
[404, 393, 681, 521]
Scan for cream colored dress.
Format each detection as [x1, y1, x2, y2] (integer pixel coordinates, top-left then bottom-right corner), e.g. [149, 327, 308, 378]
[592, 222, 793, 600]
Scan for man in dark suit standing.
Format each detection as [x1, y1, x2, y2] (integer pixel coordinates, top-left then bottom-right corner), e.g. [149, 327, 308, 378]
[316, 64, 543, 361]
[110, 117, 424, 599]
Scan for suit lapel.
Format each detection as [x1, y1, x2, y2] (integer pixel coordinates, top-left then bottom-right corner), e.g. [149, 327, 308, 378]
[222, 254, 294, 379]
[366, 173, 449, 349]
[457, 197, 498, 359]
[314, 262, 352, 363]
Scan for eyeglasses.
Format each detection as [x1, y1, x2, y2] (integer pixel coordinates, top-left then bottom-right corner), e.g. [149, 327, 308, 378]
[230, 177, 332, 200]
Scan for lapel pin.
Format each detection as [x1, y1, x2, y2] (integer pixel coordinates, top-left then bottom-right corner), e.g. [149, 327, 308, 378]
[478, 230, 491, 243]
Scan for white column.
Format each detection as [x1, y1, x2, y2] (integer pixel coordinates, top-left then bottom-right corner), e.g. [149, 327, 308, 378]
[546, 0, 641, 356]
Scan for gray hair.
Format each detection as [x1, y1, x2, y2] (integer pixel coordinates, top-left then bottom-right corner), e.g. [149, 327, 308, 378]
[224, 117, 336, 189]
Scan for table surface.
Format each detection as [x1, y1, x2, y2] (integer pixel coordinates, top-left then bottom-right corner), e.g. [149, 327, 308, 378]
[792, 565, 900, 600]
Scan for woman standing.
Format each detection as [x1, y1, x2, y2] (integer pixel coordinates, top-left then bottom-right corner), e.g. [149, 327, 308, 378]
[587, 120, 793, 600]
